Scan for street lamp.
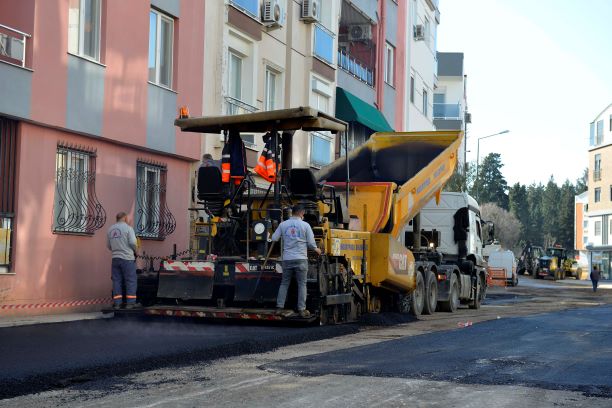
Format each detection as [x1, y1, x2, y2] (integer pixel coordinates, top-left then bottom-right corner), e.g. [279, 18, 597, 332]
[475, 130, 510, 200]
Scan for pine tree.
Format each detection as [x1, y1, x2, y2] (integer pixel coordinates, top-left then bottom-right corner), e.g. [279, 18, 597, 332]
[509, 183, 529, 243]
[472, 153, 509, 209]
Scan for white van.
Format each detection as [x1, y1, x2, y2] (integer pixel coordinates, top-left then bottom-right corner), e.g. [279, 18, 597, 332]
[488, 250, 518, 286]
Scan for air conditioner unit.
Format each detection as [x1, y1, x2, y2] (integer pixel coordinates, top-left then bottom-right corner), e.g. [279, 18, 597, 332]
[262, 0, 286, 28]
[301, 0, 319, 23]
[348, 24, 372, 42]
[414, 24, 425, 40]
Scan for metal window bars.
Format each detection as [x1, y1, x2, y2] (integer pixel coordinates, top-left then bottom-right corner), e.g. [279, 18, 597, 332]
[135, 160, 176, 240]
[53, 143, 106, 234]
[337, 50, 374, 87]
[0, 23, 31, 68]
[0, 117, 17, 272]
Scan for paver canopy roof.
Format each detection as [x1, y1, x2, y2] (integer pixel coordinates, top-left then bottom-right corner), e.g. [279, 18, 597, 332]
[175, 107, 347, 134]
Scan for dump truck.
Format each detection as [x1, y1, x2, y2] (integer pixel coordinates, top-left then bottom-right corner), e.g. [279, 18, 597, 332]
[408, 192, 490, 312]
[131, 107, 481, 324]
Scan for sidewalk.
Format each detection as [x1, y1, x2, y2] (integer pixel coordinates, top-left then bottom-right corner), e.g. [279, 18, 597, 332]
[559, 279, 612, 289]
[0, 312, 110, 328]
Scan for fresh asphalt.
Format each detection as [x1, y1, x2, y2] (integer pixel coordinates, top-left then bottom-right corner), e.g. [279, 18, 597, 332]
[0, 316, 358, 399]
[264, 305, 612, 398]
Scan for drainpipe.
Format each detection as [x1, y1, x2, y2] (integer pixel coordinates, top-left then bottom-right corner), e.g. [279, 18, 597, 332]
[376, 0, 386, 111]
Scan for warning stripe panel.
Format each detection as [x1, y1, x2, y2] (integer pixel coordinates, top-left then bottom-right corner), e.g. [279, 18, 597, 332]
[163, 261, 214, 272]
[0, 298, 111, 310]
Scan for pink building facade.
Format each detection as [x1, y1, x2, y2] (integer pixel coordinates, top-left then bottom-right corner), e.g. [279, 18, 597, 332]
[0, 0, 205, 316]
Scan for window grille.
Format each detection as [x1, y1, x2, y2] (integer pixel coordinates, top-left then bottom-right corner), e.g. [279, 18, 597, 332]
[53, 143, 106, 234]
[0, 118, 17, 272]
[135, 160, 176, 239]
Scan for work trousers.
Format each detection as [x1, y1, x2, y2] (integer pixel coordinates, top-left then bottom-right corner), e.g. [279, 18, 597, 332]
[276, 259, 308, 311]
[112, 258, 137, 305]
[592, 279, 599, 292]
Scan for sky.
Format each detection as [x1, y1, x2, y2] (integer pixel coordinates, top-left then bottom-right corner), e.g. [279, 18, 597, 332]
[437, 0, 612, 186]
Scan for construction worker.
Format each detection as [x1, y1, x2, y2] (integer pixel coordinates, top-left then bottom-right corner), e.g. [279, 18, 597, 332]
[200, 153, 221, 171]
[272, 205, 321, 318]
[107, 212, 140, 309]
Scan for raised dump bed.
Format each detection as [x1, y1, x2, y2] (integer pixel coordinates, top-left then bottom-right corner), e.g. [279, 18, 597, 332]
[318, 131, 463, 239]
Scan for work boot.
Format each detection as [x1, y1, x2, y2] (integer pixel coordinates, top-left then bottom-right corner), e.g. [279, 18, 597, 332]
[125, 302, 142, 310]
[112, 304, 122, 310]
[275, 307, 285, 316]
[298, 309, 311, 318]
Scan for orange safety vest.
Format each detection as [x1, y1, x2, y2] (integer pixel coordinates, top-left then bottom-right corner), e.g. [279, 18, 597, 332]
[221, 131, 247, 185]
[254, 134, 277, 183]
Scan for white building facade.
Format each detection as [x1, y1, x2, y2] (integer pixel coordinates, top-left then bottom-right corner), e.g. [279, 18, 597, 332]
[405, 0, 439, 131]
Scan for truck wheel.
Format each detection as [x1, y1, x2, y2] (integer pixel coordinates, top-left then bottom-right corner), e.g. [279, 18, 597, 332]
[409, 272, 425, 317]
[469, 277, 481, 309]
[440, 274, 458, 313]
[422, 270, 438, 315]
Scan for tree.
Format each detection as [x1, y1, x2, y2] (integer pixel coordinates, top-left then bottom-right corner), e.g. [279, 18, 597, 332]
[509, 183, 529, 243]
[444, 162, 475, 193]
[541, 176, 560, 246]
[472, 153, 509, 209]
[575, 168, 588, 194]
[557, 180, 576, 250]
[480, 203, 522, 251]
[526, 183, 544, 246]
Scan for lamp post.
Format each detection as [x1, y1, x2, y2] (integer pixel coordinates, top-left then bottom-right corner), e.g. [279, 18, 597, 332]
[475, 130, 509, 200]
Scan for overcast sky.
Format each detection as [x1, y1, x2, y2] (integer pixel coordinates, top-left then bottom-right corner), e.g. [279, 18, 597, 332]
[437, 0, 612, 186]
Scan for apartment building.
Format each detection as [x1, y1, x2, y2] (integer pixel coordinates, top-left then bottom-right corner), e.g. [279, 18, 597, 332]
[202, 0, 341, 173]
[0, 0, 205, 315]
[434, 51, 470, 170]
[405, 0, 438, 131]
[583, 103, 612, 279]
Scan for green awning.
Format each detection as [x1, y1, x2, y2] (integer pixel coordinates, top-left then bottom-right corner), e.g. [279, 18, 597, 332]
[335, 87, 394, 132]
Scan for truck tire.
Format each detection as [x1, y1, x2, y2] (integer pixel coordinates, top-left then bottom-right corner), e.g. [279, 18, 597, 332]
[469, 276, 481, 309]
[439, 274, 459, 313]
[422, 270, 438, 315]
[409, 272, 425, 317]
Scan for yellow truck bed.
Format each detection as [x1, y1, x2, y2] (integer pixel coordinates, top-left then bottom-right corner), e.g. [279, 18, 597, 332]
[319, 131, 463, 293]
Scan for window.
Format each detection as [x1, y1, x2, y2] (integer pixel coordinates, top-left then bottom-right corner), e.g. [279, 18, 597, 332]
[229, 0, 260, 18]
[264, 68, 278, 111]
[583, 220, 588, 228]
[590, 122, 595, 146]
[135, 162, 175, 239]
[310, 132, 332, 167]
[583, 236, 588, 245]
[148, 9, 174, 88]
[0, 118, 17, 273]
[594, 154, 601, 181]
[68, 0, 102, 61]
[610, 185, 612, 201]
[311, 76, 332, 114]
[423, 89, 428, 116]
[228, 52, 243, 104]
[595, 187, 601, 203]
[384, 43, 395, 86]
[410, 76, 415, 103]
[53, 144, 106, 234]
[610, 114, 612, 132]
[596, 120, 604, 145]
[313, 24, 334, 65]
[595, 220, 602, 236]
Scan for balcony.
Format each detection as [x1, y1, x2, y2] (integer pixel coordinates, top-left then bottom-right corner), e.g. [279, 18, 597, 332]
[594, 169, 602, 182]
[224, 96, 257, 146]
[337, 50, 374, 87]
[229, 0, 260, 19]
[314, 24, 335, 66]
[433, 103, 462, 120]
[0, 23, 31, 68]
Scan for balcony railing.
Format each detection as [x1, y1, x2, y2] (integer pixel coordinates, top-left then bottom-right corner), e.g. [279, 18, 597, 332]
[0, 23, 30, 68]
[594, 169, 602, 181]
[314, 24, 335, 66]
[433, 103, 462, 120]
[224, 95, 257, 146]
[337, 50, 374, 87]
